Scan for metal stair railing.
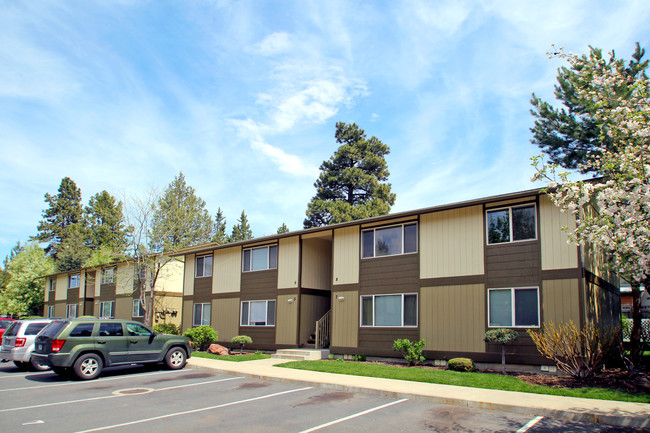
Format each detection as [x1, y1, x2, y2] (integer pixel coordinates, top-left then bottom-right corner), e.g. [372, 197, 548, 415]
[315, 309, 331, 349]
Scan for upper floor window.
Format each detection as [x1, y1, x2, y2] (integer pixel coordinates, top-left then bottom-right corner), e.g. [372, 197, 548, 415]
[195, 255, 213, 278]
[362, 223, 418, 259]
[48, 278, 56, 292]
[361, 293, 418, 327]
[488, 287, 539, 328]
[487, 204, 537, 244]
[69, 274, 80, 289]
[242, 245, 278, 272]
[101, 267, 115, 284]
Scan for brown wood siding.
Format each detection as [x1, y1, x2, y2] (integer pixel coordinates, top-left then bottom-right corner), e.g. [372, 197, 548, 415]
[486, 241, 540, 288]
[241, 269, 278, 300]
[238, 326, 275, 345]
[194, 277, 212, 303]
[358, 328, 419, 354]
[99, 283, 116, 302]
[360, 253, 419, 294]
[67, 288, 80, 303]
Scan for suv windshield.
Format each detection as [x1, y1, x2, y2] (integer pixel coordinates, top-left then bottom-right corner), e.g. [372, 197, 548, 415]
[40, 320, 69, 338]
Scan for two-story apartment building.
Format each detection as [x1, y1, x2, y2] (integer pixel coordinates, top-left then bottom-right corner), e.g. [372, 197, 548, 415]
[43, 259, 184, 328]
[178, 187, 619, 365]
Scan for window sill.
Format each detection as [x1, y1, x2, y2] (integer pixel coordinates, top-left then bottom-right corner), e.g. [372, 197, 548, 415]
[486, 238, 537, 246]
[361, 251, 418, 260]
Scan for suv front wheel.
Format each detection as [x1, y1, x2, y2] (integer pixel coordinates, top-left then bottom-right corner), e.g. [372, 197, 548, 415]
[165, 347, 187, 370]
[73, 353, 103, 380]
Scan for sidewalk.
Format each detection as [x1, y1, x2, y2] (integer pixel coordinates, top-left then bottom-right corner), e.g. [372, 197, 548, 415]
[187, 356, 650, 429]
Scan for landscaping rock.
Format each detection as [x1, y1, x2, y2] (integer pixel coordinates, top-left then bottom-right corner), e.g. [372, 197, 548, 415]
[208, 344, 230, 355]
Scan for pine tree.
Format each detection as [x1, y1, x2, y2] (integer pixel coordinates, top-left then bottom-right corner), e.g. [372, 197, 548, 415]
[530, 43, 648, 171]
[56, 223, 91, 272]
[85, 190, 129, 253]
[212, 208, 229, 244]
[304, 122, 396, 228]
[150, 172, 214, 252]
[230, 210, 253, 242]
[35, 177, 85, 258]
[277, 223, 290, 234]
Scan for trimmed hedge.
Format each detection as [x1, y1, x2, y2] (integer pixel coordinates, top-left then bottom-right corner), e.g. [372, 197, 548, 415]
[448, 358, 476, 372]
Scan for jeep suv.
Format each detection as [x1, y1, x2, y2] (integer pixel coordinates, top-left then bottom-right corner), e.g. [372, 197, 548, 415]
[32, 319, 192, 380]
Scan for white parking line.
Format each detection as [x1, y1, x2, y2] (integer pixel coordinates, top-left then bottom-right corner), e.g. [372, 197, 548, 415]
[517, 416, 544, 432]
[0, 368, 192, 392]
[298, 398, 409, 433]
[74, 387, 313, 433]
[0, 376, 243, 413]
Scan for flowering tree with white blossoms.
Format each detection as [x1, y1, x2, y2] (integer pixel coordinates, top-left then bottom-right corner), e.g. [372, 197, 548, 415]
[532, 48, 650, 368]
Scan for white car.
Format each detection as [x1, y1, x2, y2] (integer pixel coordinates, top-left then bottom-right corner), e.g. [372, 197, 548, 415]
[0, 319, 53, 371]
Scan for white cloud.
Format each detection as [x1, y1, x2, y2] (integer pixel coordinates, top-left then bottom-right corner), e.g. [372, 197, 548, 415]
[249, 32, 293, 56]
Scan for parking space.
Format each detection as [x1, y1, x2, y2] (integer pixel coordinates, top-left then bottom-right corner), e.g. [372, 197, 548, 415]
[0, 362, 645, 433]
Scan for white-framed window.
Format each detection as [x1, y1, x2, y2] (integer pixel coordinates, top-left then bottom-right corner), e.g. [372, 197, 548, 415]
[195, 255, 213, 278]
[193, 303, 211, 326]
[362, 223, 418, 259]
[66, 304, 78, 318]
[132, 299, 145, 318]
[240, 300, 276, 326]
[101, 267, 115, 284]
[69, 274, 80, 289]
[360, 293, 418, 327]
[48, 278, 56, 292]
[242, 245, 278, 272]
[47, 305, 55, 318]
[99, 301, 115, 319]
[488, 287, 540, 328]
[486, 204, 537, 245]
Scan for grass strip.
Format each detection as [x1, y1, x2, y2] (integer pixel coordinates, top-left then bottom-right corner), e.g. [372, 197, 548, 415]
[277, 360, 650, 403]
[192, 351, 271, 362]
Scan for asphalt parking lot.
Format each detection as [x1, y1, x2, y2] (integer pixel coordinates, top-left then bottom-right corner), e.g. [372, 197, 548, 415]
[0, 362, 646, 433]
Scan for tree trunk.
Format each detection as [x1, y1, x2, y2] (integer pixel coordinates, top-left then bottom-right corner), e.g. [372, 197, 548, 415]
[630, 284, 643, 368]
[501, 344, 506, 375]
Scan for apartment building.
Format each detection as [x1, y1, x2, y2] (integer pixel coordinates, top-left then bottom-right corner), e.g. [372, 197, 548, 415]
[43, 259, 184, 328]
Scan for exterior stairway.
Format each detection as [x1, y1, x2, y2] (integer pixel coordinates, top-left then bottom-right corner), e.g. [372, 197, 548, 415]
[271, 349, 330, 361]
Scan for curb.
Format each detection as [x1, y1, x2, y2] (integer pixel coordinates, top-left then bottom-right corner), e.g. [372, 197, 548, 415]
[187, 359, 649, 429]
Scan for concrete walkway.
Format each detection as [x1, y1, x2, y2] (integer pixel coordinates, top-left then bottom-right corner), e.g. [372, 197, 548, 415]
[187, 357, 650, 429]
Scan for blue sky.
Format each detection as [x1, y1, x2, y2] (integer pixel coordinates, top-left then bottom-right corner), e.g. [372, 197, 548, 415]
[1, 1, 649, 261]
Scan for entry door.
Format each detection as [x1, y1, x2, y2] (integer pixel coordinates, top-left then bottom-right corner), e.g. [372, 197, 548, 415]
[125, 322, 163, 363]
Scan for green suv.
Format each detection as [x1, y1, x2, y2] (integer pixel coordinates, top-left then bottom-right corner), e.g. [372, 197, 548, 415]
[32, 319, 192, 380]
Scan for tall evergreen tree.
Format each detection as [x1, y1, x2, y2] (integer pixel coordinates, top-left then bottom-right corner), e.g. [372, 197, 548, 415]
[277, 223, 290, 234]
[530, 43, 648, 171]
[35, 177, 85, 258]
[212, 207, 229, 244]
[230, 210, 253, 242]
[85, 190, 129, 253]
[304, 122, 396, 228]
[55, 223, 91, 272]
[150, 172, 214, 252]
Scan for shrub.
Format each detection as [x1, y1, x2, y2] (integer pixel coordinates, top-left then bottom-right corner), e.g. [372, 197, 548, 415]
[153, 323, 180, 335]
[527, 321, 619, 382]
[254, 351, 262, 356]
[231, 335, 253, 354]
[336, 357, 344, 362]
[448, 358, 476, 372]
[392, 339, 426, 366]
[484, 328, 519, 374]
[353, 354, 366, 362]
[328, 354, 335, 360]
[183, 326, 218, 351]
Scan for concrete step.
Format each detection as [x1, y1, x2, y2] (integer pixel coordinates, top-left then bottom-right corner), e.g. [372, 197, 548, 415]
[271, 348, 330, 361]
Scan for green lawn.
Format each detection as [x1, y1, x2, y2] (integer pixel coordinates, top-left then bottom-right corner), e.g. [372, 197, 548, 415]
[277, 360, 650, 403]
[192, 351, 271, 362]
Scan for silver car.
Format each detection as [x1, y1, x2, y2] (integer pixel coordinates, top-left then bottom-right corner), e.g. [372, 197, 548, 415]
[0, 319, 53, 371]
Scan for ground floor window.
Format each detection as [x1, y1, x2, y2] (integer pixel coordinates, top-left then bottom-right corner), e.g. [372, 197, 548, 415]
[488, 287, 540, 327]
[99, 301, 115, 319]
[66, 304, 78, 318]
[240, 300, 276, 326]
[132, 299, 145, 318]
[47, 306, 55, 318]
[360, 293, 417, 327]
[193, 303, 211, 326]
